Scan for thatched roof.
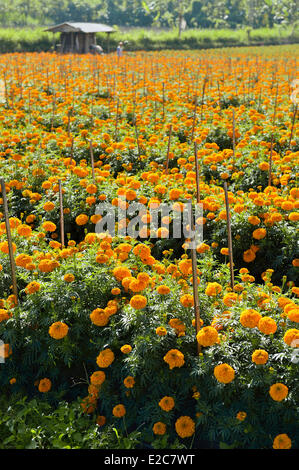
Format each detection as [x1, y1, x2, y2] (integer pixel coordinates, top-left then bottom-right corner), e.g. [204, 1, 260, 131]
[45, 22, 115, 34]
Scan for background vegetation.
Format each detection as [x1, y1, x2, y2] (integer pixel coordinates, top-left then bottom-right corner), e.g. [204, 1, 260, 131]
[0, 25, 297, 53]
[0, 0, 297, 31]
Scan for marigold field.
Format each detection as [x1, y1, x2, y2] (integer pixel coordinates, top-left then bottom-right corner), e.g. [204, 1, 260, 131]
[0, 45, 298, 450]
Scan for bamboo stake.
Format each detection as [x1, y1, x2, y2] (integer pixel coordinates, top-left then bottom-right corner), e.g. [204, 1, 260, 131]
[134, 122, 141, 160]
[288, 104, 298, 149]
[232, 108, 236, 161]
[162, 82, 165, 121]
[268, 134, 274, 187]
[0, 179, 18, 302]
[164, 124, 172, 174]
[188, 202, 201, 355]
[89, 140, 95, 184]
[191, 95, 197, 141]
[114, 97, 120, 142]
[223, 182, 234, 289]
[58, 179, 65, 248]
[194, 142, 201, 204]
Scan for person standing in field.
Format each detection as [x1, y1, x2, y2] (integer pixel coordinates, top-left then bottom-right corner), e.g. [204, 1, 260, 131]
[116, 42, 123, 57]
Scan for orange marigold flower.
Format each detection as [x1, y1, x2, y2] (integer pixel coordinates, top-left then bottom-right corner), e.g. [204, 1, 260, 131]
[25, 281, 41, 295]
[214, 363, 235, 384]
[96, 348, 115, 368]
[156, 285, 170, 295]
[180, 294, 194, 307]
[252, 228, 267, 240]
[236, 412, 247, 421]
[156, 326, 167, 336]
[90, 371, 106, 386]
[90, 308, 109, 326]
[240, 309, 262, 328]
[273, 434, 292, 449]
[123, 376, 135, 388]
[17, 224, 32, 237]
[258, 316, 277, 335]
[75, 214, 89, 226]
[120, 344, 132, 354]
[196, 326, 218, 347]
[175, 416, 195, 438]
[42, 221, 56, 232]
[158, 396, 175, 412]
[38, 378, 52, 393]
[49, 321, 69, 339]
[112, 404, 126, 418]
[130, 295, 147, 310]
[269, 383, 288, 402]
[252, 349, 269, 364]
[205, 282, 222, 296]
[153, 422, 166, 435]
[96, 415, 106, 426]
[283, 329, 299, 347]
[163, 349, 185, 370]
[64, 273, 75, 283]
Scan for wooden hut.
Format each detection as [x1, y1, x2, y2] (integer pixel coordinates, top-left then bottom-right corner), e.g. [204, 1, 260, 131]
[45, 22, 115, 54]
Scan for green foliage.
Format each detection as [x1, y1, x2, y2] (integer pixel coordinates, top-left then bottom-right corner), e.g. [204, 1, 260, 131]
[0, 26, 297, 54]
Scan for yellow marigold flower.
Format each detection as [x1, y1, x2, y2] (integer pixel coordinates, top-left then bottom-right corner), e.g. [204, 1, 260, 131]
[258, 316, 277, 335]
[120, 344, 132, 354]
[240, 309, 262, 328]
[236, 411, 247, 421]
[112, 404, 126, 418]
[156, 326, 167, 336]
[38, 378, 52, 393]
[196, 326, 219, 347]
[205, 282, 222, 296]
[153, 422, 166, 435]
[214, 363, 235, 384]
[90, 308, 109, 326]
[273, 434, 292, 449]
[175, 416, 195, 438]
[48, 321, 69, 340]
[252, 349, 269, 365]
[124, 376, 135, 388]
[163, 349, 185, 370]
[90, 371, 106, 386]
[283, 329, 299, 347]
[269, 383, 288, 402]
[96, 348, 115, 368]
[158, 396, 175, 412]
[130, 295, 147, 310]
